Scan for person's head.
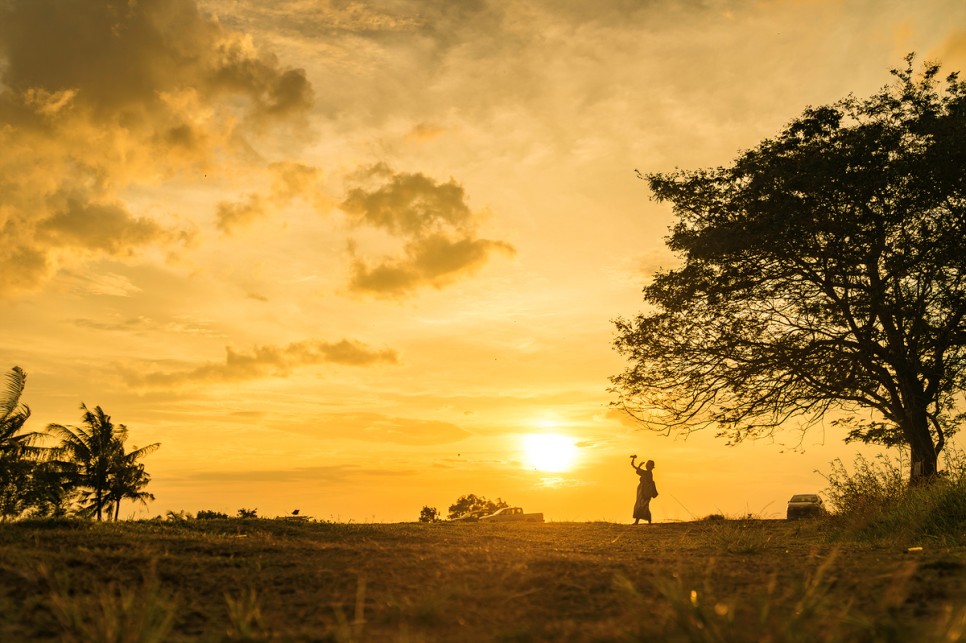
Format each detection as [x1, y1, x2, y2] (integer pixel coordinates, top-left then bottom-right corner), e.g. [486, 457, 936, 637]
[646, 460, 655, 470]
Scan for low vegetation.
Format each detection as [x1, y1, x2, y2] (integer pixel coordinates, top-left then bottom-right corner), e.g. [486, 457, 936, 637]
[0, 515, 963, 642]
[822, 445, 966, 546]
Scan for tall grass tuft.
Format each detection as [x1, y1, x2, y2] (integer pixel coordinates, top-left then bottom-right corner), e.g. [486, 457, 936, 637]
[703, 520, 774, 555]
[224, 587, 266, 639]
[45, 563, 177, 643]
[822, 445, 966, 544]
[614, 550, 958, 642]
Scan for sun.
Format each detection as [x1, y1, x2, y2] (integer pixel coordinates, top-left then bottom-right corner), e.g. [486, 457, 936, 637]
[522, 434, 578, 472]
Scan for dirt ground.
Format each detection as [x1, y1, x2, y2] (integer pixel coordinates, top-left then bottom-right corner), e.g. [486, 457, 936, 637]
[0, 518, 963, 641]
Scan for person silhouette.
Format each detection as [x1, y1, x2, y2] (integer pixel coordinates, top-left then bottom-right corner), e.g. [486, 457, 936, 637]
[630, 456, 658, 525]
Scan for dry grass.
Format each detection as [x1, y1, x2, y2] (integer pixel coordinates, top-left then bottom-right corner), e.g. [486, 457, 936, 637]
[0, 518, 962, 641]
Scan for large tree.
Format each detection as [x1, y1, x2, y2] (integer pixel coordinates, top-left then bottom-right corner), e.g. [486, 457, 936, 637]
[612, 56, 966, 482]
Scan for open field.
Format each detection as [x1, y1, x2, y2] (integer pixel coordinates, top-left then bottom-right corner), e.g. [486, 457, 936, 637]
[0, 518, 963, 642]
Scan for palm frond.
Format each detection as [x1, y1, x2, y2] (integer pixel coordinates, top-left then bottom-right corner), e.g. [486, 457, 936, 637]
[0, 367, 27, 419]
[126, 443, 161, 460]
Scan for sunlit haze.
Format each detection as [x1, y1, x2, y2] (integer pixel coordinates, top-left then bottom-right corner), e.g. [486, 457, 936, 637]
[2, 0, 964, 522]
[523, 434, 578, 473]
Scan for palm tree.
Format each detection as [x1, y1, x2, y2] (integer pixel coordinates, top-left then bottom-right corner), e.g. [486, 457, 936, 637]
[49, 404, 159, 521]
[1, 366, 34, 450]
[0, 367, 54, 519]
[106, 444, 158, 521]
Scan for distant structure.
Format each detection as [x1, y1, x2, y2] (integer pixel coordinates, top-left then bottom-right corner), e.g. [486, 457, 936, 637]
[292, 509, 300, 516]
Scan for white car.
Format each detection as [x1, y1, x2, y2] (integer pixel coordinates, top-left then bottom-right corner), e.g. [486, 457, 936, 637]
[786, 494, 826, 519]
[478, 507, 544, 522]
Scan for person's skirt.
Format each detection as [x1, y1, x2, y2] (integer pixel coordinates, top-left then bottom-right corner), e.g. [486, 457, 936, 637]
[633, 487, 652, 521]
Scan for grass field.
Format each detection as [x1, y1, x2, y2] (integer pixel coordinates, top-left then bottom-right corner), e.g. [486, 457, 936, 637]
[0, 517, 963, 642]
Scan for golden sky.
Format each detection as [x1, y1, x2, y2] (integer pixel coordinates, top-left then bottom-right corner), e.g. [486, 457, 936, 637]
[2, 0, 964, 522]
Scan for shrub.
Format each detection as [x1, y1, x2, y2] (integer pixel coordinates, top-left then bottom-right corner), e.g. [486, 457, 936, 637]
[822, 445, 966, 543]
[418, 506, 440, 523]
[821, 453, 905, 517]
[196, 509, 228, 519]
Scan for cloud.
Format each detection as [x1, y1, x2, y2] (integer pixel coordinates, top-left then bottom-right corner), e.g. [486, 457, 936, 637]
[64, 272, 143, 298]
[216, 161, 327, 234]
[303, 412, 473, 445]
[0, 0, 313, 129]
[0, 0, 314, 297]
[216, 194, 268, 234]
[126, 338, 397, 388]
[406, 122, 448, 142]
[341, 164, 515, 296]
[169, 463, 417, 485]
[348, 235, 515, 295]
[37, 197, 173, 254]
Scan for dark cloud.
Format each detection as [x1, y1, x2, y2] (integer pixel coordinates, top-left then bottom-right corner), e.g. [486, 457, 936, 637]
[37, 197, 171, 254]
[341, 164, 515, 296]
[342, 164, 473, 235]
[125, 338, 398, 388]
[349, 235, 514, 295]
[0, 0, 314, 297]
[0, 0, 312, 129]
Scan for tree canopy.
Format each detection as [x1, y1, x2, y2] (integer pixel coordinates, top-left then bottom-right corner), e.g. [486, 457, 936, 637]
[447, 494, 509, 520]
[612, 55, 966, 482]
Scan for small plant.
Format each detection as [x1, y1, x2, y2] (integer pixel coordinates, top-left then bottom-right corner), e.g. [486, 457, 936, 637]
[704, 520, 774, 555]
[332, 576, 367, 643]
[237, 508, 258, 519]
[165, 510, 192, 521]
[224, 587, 265, 639]
[45, 565, 177, 643]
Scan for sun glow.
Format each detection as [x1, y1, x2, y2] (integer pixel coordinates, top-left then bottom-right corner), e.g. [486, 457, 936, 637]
[522, 434, 578, 472]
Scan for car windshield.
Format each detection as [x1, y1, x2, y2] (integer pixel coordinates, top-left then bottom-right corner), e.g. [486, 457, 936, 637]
[789, 495, 819, 503]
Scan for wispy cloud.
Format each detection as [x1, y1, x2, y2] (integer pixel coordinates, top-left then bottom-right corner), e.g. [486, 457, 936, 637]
[167, 463, 416, 485]
[216, 161, 329, 234]
[299, 412, 473, 445]
[125, 338, 397, 388]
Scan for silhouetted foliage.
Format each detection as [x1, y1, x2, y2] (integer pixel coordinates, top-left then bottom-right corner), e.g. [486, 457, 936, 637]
[418, 505, 440, 522]
[197, 509, 229, 519]
[446, 494, 509, 520]
[614, 55, 966, 483]
[48, 404, 159, 521]
[237, 508, 258, 519]
[0, 367, 69, 519]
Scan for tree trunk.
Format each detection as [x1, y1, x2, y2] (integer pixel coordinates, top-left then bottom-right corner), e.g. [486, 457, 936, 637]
[902, 413, 939, 484]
